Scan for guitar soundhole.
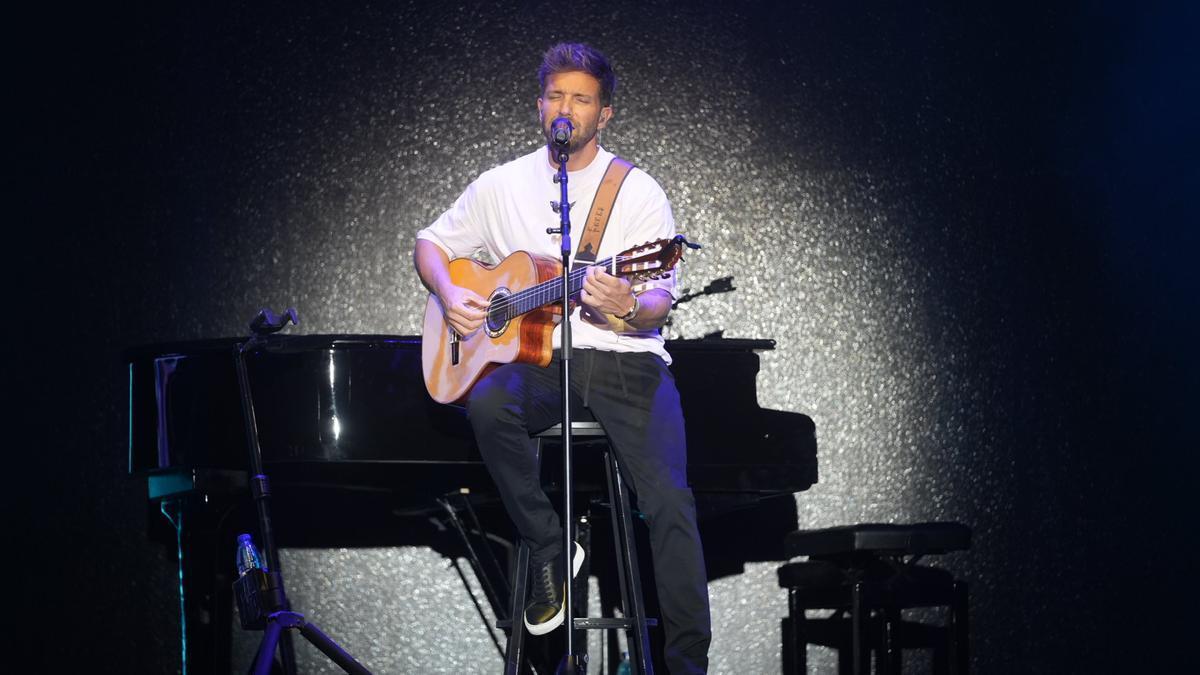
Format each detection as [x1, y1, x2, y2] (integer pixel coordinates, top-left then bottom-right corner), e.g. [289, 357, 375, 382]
[485, 288, 510, 338]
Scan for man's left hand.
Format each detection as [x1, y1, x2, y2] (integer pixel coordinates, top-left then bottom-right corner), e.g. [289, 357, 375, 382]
[580, 266, 636, 317]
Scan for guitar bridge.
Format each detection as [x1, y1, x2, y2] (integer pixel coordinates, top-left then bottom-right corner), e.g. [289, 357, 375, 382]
[450, 330, 460, 366]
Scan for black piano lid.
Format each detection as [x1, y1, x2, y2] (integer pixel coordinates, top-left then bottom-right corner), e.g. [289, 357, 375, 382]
[666, 336, 776, 352]
[122, 333, 775, 359]
[122, 333, 421, 360]
[126, 333, 815, 496]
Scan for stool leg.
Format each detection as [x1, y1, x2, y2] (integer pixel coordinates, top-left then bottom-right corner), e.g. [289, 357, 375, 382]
[882, 605, 901, 675]
[932, 611, 948, 675]
[571, 517, 591, 666]
[782, 589, 807, 675]
[504, 542, 531, 675]
[606, 451, 654, 675]
[781, 615, 795, 675]
[949, 580, 969, 675]
[837, 621, 853, 675]
[851, 581, 867, 675]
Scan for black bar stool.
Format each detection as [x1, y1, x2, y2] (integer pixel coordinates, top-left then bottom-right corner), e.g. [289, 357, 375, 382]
[777, 522, 971, 675]
[499, 419, 657, 675]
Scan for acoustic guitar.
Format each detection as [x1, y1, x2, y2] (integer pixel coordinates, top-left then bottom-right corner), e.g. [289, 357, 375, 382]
[421, 235, 694, 404]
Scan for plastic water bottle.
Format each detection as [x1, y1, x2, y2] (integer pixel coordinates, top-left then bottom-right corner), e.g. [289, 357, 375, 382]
[616, 651, 631, 675]
[235, 533, 266, 576]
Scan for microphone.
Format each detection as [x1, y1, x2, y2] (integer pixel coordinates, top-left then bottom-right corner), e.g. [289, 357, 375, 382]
[551, 117, 573, 147]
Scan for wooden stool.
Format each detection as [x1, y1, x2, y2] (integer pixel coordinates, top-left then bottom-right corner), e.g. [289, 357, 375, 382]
[500, 421, 657, 675]
[777, 522, 971, 674]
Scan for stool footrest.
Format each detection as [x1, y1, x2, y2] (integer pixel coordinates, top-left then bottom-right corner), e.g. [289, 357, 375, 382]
[574, 617, 658, 630]
[496, 617, 660, 631]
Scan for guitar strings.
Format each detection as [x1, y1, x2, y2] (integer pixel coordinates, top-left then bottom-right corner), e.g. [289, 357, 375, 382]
[486, 258, 609, 319]
[488, 252, 649, 317]
[485, 253, 652, 319]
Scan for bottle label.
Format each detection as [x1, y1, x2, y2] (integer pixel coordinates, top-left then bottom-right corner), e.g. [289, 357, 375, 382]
[236, 535, 263, 576]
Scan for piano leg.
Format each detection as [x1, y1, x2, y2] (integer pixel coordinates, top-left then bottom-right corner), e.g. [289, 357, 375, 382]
[781, 589, 807, 675]
[153, 495, 238, 675]
[437, 492, 514, 629]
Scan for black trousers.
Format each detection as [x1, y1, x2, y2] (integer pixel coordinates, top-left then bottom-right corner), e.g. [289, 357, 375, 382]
[467, 348, 711, 674]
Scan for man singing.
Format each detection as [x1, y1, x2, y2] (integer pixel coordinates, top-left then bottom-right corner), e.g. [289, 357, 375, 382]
[414, 42, 710, 673]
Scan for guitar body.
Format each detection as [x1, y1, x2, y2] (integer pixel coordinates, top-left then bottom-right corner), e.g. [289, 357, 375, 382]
[421, 235, 693, 404]
[422, 251, 563, 404]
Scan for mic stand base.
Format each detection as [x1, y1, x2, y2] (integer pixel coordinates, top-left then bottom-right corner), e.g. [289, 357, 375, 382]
[253, 610, 371, 675]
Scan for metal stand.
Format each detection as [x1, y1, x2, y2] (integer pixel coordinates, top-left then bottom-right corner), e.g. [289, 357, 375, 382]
[545, 126, 586, 674]
[233, 308, 372, 675]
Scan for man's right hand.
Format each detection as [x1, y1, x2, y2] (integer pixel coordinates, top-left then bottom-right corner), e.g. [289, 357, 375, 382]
[439, 285, 489, 336]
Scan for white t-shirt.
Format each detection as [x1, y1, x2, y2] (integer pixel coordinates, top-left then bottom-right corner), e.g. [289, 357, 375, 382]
[417, 145, 678, 363]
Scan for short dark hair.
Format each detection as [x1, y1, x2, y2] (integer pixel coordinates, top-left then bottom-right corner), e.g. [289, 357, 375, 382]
[537, 43, 617, 107]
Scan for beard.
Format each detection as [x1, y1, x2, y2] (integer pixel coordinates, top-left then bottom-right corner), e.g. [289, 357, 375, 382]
[542, 114, 599, 155]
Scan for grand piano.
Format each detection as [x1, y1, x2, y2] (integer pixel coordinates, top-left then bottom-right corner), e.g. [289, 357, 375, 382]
[127, 334, 816, 673]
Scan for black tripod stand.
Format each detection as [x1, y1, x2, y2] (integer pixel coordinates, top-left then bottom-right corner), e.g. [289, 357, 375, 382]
[232, 308, 372, 675]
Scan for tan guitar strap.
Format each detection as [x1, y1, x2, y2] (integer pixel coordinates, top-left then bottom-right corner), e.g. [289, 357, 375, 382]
[572, 156, 634, 269]
[570, 156, 641, 333]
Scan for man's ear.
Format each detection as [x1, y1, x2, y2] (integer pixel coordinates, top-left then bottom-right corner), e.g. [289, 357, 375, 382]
[598, 106, 614, 130]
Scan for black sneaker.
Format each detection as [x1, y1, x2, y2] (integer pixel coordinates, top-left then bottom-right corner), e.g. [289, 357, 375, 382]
[523, 542, 585, 636]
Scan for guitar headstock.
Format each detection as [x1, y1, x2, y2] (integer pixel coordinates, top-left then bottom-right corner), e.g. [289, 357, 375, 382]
[614, 235, 700, 281]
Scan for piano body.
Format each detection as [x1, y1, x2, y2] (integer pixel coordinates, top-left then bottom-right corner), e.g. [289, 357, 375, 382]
[127, 334, 816, 672]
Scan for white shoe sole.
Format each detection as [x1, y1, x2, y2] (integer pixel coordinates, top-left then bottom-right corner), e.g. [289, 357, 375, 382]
[524, 542, 585, 636]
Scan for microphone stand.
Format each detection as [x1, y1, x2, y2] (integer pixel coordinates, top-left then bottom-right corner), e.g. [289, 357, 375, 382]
[232, 308, 372, 675]
[546, 140, 583, 674]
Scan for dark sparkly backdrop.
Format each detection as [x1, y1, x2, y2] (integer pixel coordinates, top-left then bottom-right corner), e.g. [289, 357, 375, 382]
[16, 1, 1197, 672]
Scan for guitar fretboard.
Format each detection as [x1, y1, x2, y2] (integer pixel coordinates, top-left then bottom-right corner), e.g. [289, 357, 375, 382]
[487, 255, 620, 322]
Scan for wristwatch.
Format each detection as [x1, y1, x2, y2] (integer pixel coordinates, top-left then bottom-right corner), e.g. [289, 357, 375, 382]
[617, 293, 640, 322]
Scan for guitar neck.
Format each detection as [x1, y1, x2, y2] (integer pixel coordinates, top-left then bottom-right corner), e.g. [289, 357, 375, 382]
[493, 255, 617, 321]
